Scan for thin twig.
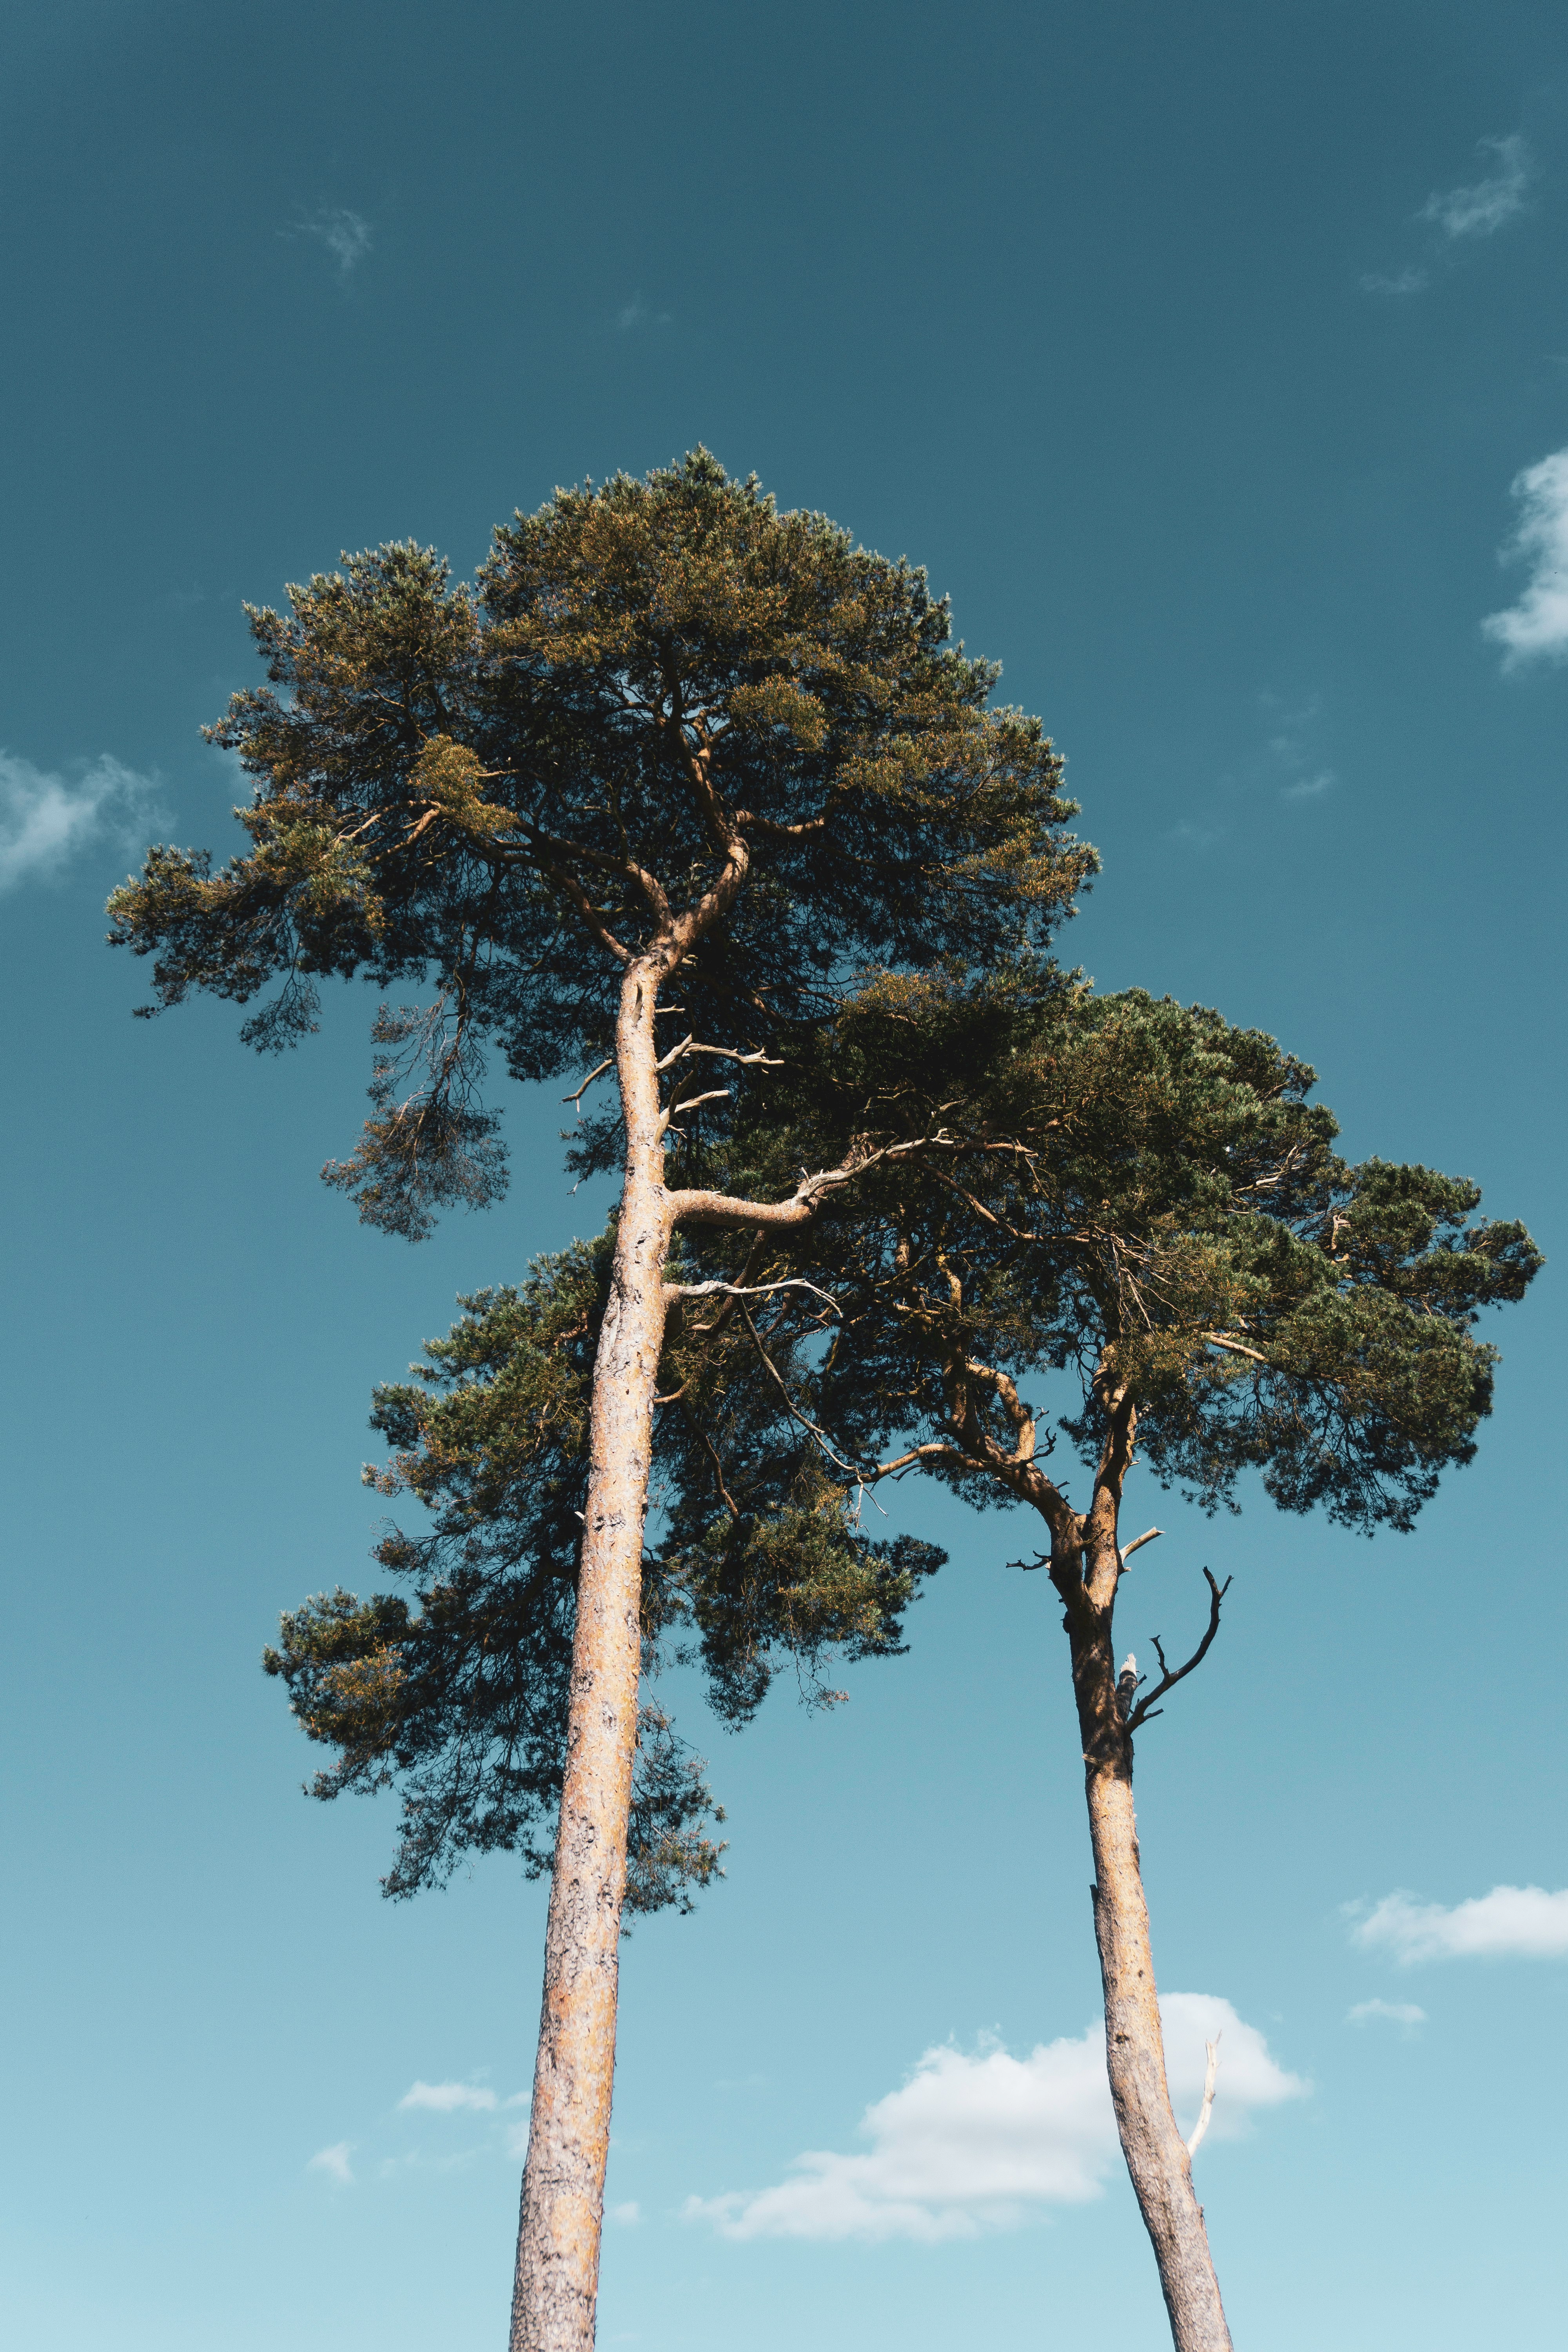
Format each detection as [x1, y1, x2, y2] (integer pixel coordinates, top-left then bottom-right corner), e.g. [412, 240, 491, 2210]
[737, 1302, 871, 1482]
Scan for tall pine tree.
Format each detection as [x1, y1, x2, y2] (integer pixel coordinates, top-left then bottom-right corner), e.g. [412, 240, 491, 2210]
[107, 455, 1092, 2348]
[662, 965, 1540, 2350]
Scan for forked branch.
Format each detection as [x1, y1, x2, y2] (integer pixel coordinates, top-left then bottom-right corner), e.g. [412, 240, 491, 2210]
[1125, 1567, 1232, 1733]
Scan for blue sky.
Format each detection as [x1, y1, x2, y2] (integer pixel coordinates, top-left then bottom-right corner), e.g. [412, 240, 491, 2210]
[2, 4, 1565, 2345]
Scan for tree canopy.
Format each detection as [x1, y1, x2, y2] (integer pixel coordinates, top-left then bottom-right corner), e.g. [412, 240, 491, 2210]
[672, 964, 1540, 1546]
[108, 452, 1092, 1239]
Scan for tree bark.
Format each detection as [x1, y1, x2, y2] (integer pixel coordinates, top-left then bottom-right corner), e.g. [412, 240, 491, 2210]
[511, 958, 673, 2352]
[1066, 1573, 1232, 2352]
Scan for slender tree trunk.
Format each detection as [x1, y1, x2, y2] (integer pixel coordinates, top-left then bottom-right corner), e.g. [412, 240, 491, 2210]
[1067, 1590, 1232, 2352]
[511, 958, 672, 2352]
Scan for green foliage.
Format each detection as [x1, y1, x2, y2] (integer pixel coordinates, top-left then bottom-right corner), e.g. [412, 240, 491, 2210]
[109, 452, 1093, 1238]
[265, 1232, 941, 1905]
[670, 965, 1541, 1537]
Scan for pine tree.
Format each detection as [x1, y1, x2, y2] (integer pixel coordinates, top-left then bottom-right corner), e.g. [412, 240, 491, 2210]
[665, 964, 1540, 2351]
[106, 456, 1091, 2348]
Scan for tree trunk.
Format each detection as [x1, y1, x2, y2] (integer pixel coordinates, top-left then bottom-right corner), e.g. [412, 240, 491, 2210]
[1068, 1606, 1232, 2352]
[511, 960, 672, 2352]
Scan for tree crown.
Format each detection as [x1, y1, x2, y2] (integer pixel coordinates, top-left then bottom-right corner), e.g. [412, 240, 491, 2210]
[109, 453, 1093, 1237]
[673, 968, 1541, 1537]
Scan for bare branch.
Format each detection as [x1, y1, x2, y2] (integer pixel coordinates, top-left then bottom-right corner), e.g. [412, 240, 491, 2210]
[667, 1130, 942, 1232]
[664, 1276, 842, 1318]
[661, 1087, 730, 1126]
[562, 1059, 613, 1109]
[1117, 1526, 1164, 1573]
[1125, 1568, 1233, 1733]
[1204, 1332, 1269, 1366]
[655, 1036, 784, 1075]
[1186, 2038, 1221, 2157]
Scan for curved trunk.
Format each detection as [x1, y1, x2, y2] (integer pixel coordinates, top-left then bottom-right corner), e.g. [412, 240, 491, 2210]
[1069, 1609, 1232, 2352]
[511, 962, 671, 2352]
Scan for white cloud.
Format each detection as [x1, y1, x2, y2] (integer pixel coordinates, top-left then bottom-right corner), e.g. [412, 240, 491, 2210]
[1352, 1885, 1568, 1963]
[1422, 135, 1530, 241]
[307, 2141, 354, 2185]
[1281, 769, 1334, 803]
[398, 2080, 498, 2113]
[1483, 449, 1568, 666]
[299, 207, 372, 277]
[1347, 1998, 1426, 2030]
[684, 1995, 1305, 2245]
[610, 2201, 642, 2226]
[0, 750, 160, 893]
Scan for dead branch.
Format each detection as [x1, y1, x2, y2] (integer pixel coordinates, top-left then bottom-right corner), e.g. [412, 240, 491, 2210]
[562, 1059, 613, 1108]
[1125, 1568, 1233, 1733]
[655, 1035, 784, 1075]
[664, 1276, 842, 1318]
[1117, 1526, 1164, 1573]
[1186, 2037, 1221, 2156]
[1203, 1332, 1269, 1366]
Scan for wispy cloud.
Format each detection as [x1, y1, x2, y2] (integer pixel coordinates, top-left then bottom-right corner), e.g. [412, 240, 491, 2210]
[1359, 267, 1430, 298]
[398, 2079, 498, 2113]
[1483, 450, 1568, 667]
[610, 2201, 642, 2226]
[684, 1996, 1304, 2245]
[1352, 1885, 1568, 1963]
[615, 293, 671, 331]
[307, 2141, 355, 2185]
[1362, 133, 1530, 297]
[0, 749, 160, 893]
[294, 206, 373, 278]
[1347, 1998, 1426, 2031]
[1261, 692, 1336, 805]
[1422, 136, 1531, 241]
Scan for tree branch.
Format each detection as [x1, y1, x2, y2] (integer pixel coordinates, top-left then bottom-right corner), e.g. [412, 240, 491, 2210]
[562, 1059, 613, 1108]
[662, 1276, 842, 1318]
[655, 1036, 784, 1075]
[1185, 2037, 1221, 2157]
[736, 1301, 871, 1482]
[1204, 1332, 1269, 1365]
[1117, 1526, 1164, 1573]
[1125, 1568, 1233, 1733]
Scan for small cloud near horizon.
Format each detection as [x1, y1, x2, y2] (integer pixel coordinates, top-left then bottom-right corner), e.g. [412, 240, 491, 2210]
[0, 749, 162, 893]
[684, 1995, 1304, 2245]
[1483, 449, 1568, 667]
[307, 2141, 355, 2186]
[1350, 1884, 1568, 1963]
